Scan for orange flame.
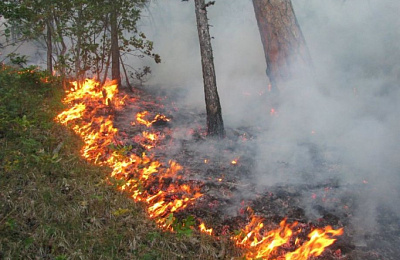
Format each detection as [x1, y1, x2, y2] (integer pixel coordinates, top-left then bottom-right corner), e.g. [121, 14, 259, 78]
[233, 209, 343, 259]
[285, 226, 344, 259]
[135, 111, 170, 127]
[199, 222, 213, 235]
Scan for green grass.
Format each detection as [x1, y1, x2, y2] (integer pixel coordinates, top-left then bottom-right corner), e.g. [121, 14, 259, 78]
[0, 65, 239, 259]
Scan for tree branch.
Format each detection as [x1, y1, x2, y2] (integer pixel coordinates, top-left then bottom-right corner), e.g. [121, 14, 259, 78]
[203, 1, 215, 10]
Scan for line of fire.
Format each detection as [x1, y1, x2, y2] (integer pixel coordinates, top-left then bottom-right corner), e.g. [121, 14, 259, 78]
[55, 78, 344, 259]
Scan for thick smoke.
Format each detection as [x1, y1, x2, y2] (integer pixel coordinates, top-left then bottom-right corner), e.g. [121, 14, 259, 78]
[140, 0, 400, 241]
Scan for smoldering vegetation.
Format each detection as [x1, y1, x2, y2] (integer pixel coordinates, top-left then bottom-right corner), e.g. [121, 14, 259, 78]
[133, 0, 400, 258]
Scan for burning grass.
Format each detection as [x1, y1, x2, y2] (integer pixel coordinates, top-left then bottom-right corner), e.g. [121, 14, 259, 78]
[0, 67, 229, 259]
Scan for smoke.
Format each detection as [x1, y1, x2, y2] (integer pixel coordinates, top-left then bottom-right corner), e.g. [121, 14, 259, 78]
[139, 0, 400, 247]
[140, 0, 267, 125]
[292, 0, 400, 222]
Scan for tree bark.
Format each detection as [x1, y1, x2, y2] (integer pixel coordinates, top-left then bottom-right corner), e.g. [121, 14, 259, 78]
[110, 8, 121, 87]
[252, 0, 311, 91]
[53, 14, 67, 88]
[46, 18, 53, 74]
[194, 0, 225, 138]
[75, 6, 83, 82]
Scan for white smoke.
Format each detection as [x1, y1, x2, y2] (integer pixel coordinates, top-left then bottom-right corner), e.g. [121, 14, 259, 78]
[139, 0, 400, 244]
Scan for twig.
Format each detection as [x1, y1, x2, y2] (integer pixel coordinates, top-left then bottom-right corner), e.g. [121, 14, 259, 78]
[0, 208, 16, 226]
[203, 1, 216, 10]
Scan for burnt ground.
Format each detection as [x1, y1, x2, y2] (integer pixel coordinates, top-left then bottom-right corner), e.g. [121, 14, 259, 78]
[114, 86, 400, 260]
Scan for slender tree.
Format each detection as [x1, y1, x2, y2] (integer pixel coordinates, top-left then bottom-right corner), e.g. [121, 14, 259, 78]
[194, 0, 225, 138]
[110, 5, 121, 86]
[252, 0, 311, 91]
[45, 18, 53, 74]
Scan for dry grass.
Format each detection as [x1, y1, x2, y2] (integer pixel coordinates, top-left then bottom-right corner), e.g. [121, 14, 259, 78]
[0, 67, 241, 260]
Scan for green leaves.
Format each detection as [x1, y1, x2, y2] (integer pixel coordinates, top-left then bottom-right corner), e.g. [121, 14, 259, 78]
[1, 0, 159, 84]
[166, 214, 196, 237]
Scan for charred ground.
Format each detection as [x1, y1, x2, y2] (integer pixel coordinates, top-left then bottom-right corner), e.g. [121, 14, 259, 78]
[113, 85, 400, 259]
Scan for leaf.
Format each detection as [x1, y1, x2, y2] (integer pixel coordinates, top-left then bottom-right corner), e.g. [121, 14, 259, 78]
[112, 208, 130, 217]
[165, 213, 175, 227]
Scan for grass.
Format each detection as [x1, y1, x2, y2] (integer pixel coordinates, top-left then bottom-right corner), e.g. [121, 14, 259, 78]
[0, 65, 239, 260]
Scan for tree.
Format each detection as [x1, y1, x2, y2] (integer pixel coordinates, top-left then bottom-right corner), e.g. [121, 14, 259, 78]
[110, 5, 121, 86]
[95, 0, 161, 89]
[194, 0, 225, 138]
[0, 0, 160, 87]
[252, 0, 311, 91]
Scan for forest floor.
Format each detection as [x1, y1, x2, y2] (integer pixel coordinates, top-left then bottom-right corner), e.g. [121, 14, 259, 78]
[1, 66, 398, 259]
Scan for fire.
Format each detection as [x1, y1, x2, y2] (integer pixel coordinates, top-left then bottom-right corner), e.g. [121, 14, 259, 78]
[141, 131, 161, 149]
[56, 78, 343, 259]
[199, 222, 213, 235]
[233, 209, 343, 259]
[135, 111, 170, 127]
[285, 226, 344, 259]
[55, 78, 201, 230]
[56, 103, 86, 124]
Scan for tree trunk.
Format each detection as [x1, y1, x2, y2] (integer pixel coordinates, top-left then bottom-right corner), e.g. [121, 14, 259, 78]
[46, 18, 53, 74]
[194, 0, 225, 138]
[53, 14, 67, 88]
[75, 7, 83, 82]
[252, 0, 311, 91]
[120, 55, 133, 91]
[110, 8, 121, 87]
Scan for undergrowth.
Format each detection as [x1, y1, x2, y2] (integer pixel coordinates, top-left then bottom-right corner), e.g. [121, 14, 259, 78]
[0, 65, 236, 259]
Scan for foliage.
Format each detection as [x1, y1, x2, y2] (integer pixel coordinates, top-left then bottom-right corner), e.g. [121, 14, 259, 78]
[6, 53, 28, 66]
[0, 0, 160, 83]
[166, 214, 196, 237]
[0, 65, 57, 138]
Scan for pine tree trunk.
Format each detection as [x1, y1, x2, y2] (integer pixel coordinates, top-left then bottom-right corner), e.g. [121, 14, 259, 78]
[110, 8, 121, 87]
[194, 0, 225, 138]
[252, 0, 311, 90]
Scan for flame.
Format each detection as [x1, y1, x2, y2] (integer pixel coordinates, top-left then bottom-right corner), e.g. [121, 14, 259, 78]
[55, 78, 201, 231]
[56, 103, 86, 124]
[285, 226, 344, 260]
[233, 209, 343, 259]
[135, 111, 170, 127]
[141, 131, 161, 149]
[199, 222, 213, 235]
[56, 78, 343, 259]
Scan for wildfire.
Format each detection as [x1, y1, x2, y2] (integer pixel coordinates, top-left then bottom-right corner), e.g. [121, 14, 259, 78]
[55, 78, 343, 259]
[233, 209, 343, 259]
